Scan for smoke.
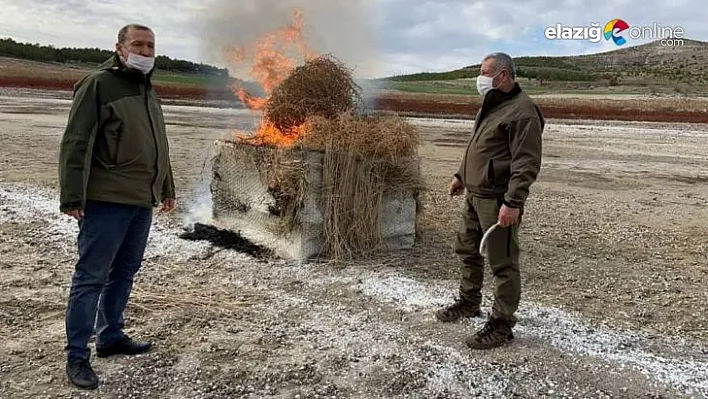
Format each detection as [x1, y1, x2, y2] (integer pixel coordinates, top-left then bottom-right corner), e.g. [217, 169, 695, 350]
[180, 143, 217, 232]
[184, 1, 383, 229]
[181, 184, 213, 233]
[198, 0, 382, 80]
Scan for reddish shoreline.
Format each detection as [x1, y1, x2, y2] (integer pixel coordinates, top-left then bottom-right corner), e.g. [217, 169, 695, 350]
[2, 76, 707, 123]
[0, 76, 216, 100]
[375, 97, 708, 123]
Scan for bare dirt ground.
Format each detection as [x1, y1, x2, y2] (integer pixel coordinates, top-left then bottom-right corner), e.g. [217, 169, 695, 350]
[1, 94, 707, 399]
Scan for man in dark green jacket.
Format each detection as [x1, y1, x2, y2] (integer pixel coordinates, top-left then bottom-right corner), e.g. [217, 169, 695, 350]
[58, 24, 176, 390]
[435, 52, 544, 350]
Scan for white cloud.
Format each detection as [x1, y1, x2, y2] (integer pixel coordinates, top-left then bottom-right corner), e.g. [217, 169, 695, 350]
[0, 0, 705, 78]
[0, 0, 206, 62]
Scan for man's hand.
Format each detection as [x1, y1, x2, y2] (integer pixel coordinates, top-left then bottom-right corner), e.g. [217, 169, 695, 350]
[160, 198, 176, 213]
[448, 177, 464, 196]
[64, 209, 84, 221]
[498, 204, 520, 227]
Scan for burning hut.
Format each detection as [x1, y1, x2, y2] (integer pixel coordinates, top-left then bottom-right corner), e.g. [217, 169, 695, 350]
[210, 10, 423, 261]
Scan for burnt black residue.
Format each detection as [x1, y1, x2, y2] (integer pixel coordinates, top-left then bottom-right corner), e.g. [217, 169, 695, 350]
[179, 223, 274, 260]
[266, 186, 284, 216]
[267, 204, 281, 216]
[233, 199, 250, 213]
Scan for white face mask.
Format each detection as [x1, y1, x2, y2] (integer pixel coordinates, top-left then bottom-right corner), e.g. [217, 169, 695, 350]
[476, 71, 501, 98]
[125, 52, 154, 74]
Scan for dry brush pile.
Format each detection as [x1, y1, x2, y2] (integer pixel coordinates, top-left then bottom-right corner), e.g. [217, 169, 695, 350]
[240, 55, 424, 260]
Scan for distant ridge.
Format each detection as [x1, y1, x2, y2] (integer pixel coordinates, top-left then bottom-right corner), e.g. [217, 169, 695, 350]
[0, 37, 227, 76]
[383, 38, 708, 82]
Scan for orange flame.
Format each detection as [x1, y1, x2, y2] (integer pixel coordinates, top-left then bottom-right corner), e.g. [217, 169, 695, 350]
[233, 119, 308, 148]
[226, 8, 317, 147]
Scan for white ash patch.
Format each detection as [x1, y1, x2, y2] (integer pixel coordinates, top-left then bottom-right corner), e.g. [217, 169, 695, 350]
[308, 275, 358, 286]
[517, 305, 708, 398]
[357, 274, 455, 311]
[188, 259, 525, 397]
[252, 291, 521, 398]
[0, 182, 78, 248]
[0, 182, 298, 273]
[354, 274, 708, 398]
[244, 264, 707, 397]
[144, 221, 213, 261]
[407, 117, 473, 129]
[0, 182, 212, 261]
[414, 340, 520, 397]
[0, 95, 71, 106]
[211, 250, 313, 279]
[161, 104, 256, 116]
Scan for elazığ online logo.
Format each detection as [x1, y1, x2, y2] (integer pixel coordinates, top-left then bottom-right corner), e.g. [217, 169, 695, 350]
[545, 19, 685, 46]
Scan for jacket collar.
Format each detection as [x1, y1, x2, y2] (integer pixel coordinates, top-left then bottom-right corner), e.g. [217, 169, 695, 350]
[482, 82, 522, 110]
[473, 82, 522, 133]
[476, 82, 520, 117]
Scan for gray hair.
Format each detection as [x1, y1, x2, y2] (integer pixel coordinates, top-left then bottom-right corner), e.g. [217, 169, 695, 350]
[117, 24, 152, 44]
[483, 52, 516, 79]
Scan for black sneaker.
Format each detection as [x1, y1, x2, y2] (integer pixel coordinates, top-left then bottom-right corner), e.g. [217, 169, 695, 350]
[435, 299, 482, 322]
[66, 359, 99, 390]
[96, 336, 152, 358]
[465, 318, 514, 350]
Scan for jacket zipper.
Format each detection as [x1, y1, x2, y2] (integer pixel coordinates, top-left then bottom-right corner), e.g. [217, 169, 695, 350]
[144, 79, 161, 206]
[461, 104, 488, 183]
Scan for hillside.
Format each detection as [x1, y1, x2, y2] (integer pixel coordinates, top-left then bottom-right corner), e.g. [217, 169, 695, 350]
[382, 39, 708, 95]
[562, 39, 708, 74]
[386, 39, 708, 81]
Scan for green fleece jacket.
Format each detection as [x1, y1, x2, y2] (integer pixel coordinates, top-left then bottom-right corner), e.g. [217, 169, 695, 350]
[456, 83, 544, 208]
[58, 53, 174, 212]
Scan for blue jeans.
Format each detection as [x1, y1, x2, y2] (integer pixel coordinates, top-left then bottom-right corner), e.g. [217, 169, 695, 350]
[65, 200, 153, 361]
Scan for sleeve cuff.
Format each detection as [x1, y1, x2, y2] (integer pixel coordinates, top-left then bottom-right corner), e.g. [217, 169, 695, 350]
[502, 198, 520, 208]
[59, 201, 83, 212]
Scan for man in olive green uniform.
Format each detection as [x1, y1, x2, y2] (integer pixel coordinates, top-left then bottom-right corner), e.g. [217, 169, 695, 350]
[435, 52, 544, 350]
[58, 24, 176, 389]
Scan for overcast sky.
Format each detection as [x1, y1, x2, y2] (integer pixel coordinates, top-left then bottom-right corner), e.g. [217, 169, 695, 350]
[0, 0, 702, 79]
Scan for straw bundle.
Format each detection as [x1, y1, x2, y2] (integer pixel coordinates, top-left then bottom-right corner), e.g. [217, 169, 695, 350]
[301, 113, 423, 259]
[264, 55, 362, 132]
[263, 147, 310, 233]
[252, 112, 420, 259]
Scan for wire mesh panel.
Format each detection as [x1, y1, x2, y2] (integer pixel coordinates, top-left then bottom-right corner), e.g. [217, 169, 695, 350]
[210, 140, 325, 260]
[380, 189, 417, 249]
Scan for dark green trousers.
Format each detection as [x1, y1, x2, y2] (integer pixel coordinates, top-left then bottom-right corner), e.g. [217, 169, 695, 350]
[454, 194, 522, 326]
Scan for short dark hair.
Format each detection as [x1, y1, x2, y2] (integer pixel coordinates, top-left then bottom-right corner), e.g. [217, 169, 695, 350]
[117, 24, 152, 44]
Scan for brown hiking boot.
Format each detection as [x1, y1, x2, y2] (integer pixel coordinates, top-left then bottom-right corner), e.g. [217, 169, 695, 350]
[465, 317, 514, 350]
[435, 299, 482, 322]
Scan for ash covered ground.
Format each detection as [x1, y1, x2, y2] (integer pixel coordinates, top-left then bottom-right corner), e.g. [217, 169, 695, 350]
[1, 94, 707, 398]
